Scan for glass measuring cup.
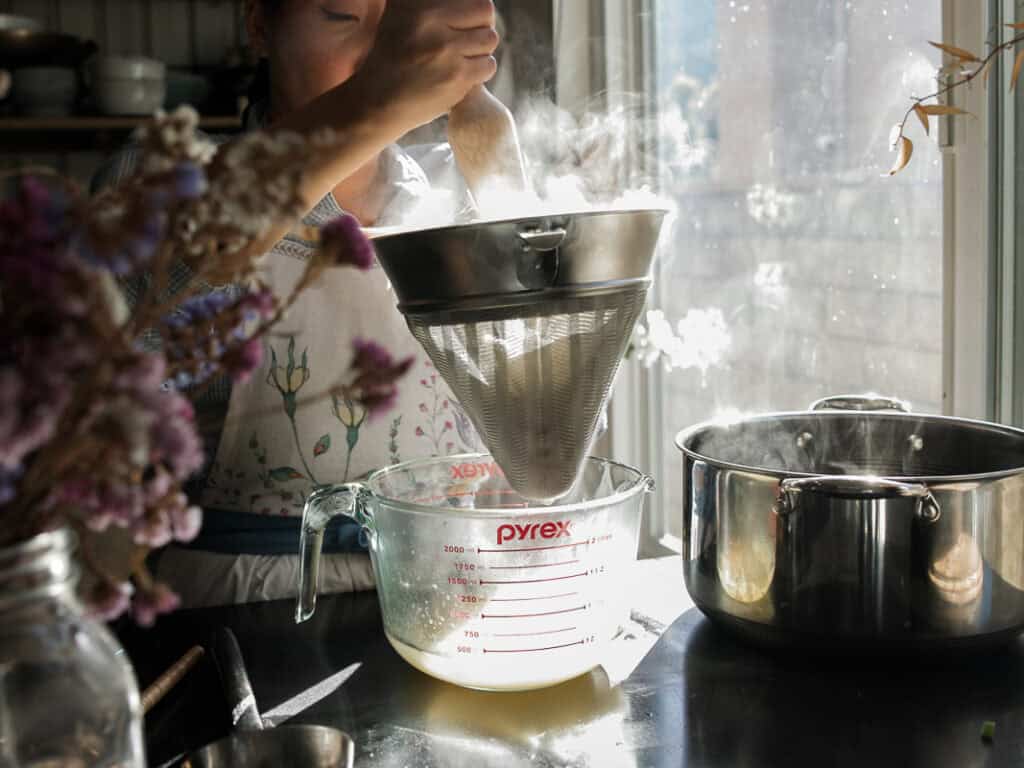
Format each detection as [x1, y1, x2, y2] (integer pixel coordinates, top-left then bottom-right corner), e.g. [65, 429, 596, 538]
[296, 453, 653, 691]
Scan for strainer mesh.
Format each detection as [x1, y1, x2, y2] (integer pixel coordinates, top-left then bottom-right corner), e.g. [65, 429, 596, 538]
[406, 286, 649, 502]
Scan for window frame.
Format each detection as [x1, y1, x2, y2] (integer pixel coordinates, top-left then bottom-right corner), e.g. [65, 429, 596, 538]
[562, 0, 997, 554]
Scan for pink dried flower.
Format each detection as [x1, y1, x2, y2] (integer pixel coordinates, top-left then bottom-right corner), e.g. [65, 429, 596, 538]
[0, 368, 68, 474]
[168, 497, 202, 542]
[131, 583, 180, 627]
[133, 509, 173, 548]
[320, 214, 374, 270]
[146, 391, 203, 480]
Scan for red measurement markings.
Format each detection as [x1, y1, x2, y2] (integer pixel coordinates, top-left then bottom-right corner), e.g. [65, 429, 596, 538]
[413, 488, 531, 507]
[483, 641, 585, 654]
[489, 559, 579, 571]
[478, 541, 586, 554]
[493, 627, 577, 638]
[481, 605, 588, 619]
[479, 572, 587, 585]
[490, 592, 579, 603]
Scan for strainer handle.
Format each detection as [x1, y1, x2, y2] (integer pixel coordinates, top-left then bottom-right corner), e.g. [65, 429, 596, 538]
[295, 482, 367, 624]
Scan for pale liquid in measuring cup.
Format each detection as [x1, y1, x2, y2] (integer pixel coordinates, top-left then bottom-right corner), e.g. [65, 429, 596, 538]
[385, 632, 605, 691]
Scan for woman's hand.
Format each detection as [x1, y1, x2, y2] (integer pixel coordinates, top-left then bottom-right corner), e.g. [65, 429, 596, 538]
[350, 0, 500, 138]
[270, 0, 499, 221]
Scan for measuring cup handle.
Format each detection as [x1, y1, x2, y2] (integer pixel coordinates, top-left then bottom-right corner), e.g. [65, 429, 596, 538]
[295, 482, 368, 624]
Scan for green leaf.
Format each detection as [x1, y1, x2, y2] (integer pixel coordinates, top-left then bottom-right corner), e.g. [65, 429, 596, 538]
[286, 336, 296, 382]
[347, 426, 361, 452]
[314, 433, 331, 457]
[981, 720, 996, 742]
[268, 466, 305, 482]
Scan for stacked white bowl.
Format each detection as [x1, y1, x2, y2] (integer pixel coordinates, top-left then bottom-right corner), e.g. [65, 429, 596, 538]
[91, 56, 166, 116]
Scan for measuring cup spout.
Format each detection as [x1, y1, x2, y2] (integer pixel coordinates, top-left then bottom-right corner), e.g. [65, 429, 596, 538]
[296, 482, 368, 623]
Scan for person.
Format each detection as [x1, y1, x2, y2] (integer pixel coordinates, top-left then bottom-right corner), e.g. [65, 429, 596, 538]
[94, 0, 498, 608]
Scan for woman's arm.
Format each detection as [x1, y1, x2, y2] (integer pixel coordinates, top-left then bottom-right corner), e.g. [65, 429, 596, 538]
[266, 0, 498, 223]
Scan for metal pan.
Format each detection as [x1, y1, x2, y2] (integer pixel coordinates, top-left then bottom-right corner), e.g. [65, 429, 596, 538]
[676, 394, 1024, 652]
[173, 628, 354, 768]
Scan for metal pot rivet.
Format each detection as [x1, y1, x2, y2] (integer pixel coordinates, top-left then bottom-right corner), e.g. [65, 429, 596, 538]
[908, 434, 924, 451]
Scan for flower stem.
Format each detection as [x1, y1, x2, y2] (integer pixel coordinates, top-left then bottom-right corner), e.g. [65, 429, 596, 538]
[289, 415, 318, 485]
[343, 448, 353, 484]
[896, 34, 1024, 142]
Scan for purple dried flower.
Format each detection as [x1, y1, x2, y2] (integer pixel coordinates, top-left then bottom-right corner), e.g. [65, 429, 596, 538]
[0, 464, 23, 506]
[165, 290, 235, 329]
[0, 177, 72, 299]
[351, 339, 393, 371]
[173, 161, 207, 199]
[131, 583, 180, 627]
[321, 214, 374, 270]
[115, 353, 167, 394]
[344, 338, 414, 420]
[237, 288, 275, 325]
[226, 337, 263, 383]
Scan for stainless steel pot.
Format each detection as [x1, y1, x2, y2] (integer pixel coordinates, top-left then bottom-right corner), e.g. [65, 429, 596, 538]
[675, 395, 1024, 651]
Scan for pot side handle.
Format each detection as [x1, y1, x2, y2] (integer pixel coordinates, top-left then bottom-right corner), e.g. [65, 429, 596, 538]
[296, 482, 369, 624]
[809, 394, 911, 413]
[776, 475, 940, 522]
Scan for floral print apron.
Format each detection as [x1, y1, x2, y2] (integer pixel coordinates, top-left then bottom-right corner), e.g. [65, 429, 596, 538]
[199, 144, 481, 518]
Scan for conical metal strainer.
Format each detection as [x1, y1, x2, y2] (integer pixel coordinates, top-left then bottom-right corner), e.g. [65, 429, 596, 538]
[372, 208, 666, 501]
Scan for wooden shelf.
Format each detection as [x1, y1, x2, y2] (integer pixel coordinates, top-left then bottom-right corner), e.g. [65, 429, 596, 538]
[0, 115, 243, 153]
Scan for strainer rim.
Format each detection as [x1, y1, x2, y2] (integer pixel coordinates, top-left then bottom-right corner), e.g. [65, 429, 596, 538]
[361, 453, 653, 516]
[365, 206, 670, 241]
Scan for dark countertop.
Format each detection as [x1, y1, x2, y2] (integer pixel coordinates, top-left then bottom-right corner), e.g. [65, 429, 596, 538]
[121, 582, 1024, 768]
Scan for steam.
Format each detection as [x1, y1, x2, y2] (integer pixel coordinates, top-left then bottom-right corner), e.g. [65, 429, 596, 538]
[631, 308, 731, 383]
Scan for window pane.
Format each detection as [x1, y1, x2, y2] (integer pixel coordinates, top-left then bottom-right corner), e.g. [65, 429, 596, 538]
[649, 1, 943, 539]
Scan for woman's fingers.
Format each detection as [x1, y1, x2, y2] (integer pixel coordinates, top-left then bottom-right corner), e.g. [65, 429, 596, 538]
[455, 26, 500, 58]
[444, 0, 496, 31]
[461, 54, 498, 85]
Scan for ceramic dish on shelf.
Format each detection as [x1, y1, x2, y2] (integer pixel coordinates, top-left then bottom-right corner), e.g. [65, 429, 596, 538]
[89, 55, 166, 116]
[0, 14, 42, 32]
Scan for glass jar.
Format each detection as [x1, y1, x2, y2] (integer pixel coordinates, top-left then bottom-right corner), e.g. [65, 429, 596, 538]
[0, 529, 144, 767]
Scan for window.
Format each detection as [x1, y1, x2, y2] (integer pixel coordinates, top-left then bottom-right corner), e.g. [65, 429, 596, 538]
[578, 1, 961, 551]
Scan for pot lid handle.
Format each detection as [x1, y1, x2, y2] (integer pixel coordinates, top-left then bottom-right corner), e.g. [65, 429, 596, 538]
[809, 394, 911, 413]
